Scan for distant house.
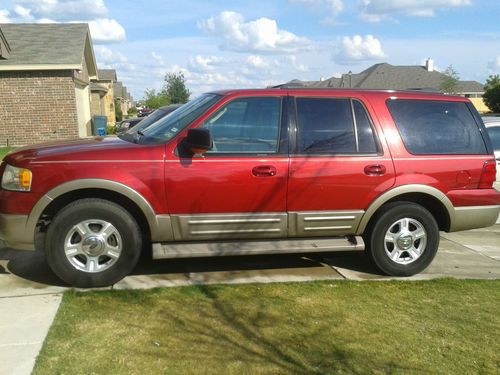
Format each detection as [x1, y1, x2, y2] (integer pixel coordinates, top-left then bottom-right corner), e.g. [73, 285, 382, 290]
[113, 81, 133, 119]
[90, 82, 108, 120]
[0, 23, 98, 146]
[286, 60, 488, 112]
[91, 69, 117, 124]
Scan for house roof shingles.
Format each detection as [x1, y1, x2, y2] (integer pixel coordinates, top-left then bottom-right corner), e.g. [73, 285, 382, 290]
[0, 23, 89, 66]
[297, 63, 484, 93]
[98, 69, 117, 81]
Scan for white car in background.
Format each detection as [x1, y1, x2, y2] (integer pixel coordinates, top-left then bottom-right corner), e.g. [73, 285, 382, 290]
[482, 116, 500, 190]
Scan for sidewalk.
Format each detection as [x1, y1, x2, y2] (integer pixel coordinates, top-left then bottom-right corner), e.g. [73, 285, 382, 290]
[0, 224, 499, 375]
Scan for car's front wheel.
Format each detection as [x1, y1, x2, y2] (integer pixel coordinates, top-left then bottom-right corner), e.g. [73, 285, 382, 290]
[45, 198, 142, 287]
[365, 202, 439, 276]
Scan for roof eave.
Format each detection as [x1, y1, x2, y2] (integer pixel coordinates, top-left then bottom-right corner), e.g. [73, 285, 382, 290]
[84, 29, 98, 80]
[0, 64, 81, 71]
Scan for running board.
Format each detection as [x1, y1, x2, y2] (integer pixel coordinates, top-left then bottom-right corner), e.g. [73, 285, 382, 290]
[152, 236, 364, 259]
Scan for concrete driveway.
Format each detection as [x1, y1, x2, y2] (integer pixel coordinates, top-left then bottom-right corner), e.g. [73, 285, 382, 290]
[1, 225, 499, 375]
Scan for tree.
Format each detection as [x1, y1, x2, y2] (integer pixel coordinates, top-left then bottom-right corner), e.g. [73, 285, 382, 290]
[440, 65, 460, 94]
[483, 74, 500, 113]
[163, 72, 190, 104]
[143, 88, 170, 109]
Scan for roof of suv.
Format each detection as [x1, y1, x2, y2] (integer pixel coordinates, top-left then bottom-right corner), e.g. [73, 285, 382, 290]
[209, 88, 468, 101]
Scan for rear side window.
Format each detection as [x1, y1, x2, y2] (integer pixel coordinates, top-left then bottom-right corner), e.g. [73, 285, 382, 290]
[387, 99, 487, 155]
[296, 98, 379, 154]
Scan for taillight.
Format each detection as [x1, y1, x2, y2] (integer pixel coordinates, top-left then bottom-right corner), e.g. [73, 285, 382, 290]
[478, 160, 497, 189]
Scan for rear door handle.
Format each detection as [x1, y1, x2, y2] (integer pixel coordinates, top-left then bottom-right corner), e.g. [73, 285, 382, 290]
[252, 165, 277, 177]
[364, 164, 386, 176]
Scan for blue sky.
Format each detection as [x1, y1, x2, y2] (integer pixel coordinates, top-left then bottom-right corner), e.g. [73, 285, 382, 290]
[1, 0, 499, 99]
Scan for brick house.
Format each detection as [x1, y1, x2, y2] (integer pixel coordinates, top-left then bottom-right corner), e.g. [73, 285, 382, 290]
[0, 23, 98, 146]
[92, 69, 117, 124]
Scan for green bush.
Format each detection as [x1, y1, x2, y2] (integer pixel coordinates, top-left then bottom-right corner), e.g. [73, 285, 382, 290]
[106, 125, 117, 135]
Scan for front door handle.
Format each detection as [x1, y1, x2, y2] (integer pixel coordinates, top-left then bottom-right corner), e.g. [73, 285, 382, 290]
[252, 165, 277, 177]
[364, 164, 386, 176]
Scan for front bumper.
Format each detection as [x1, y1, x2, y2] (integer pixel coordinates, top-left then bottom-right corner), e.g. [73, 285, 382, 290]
[0, 214, 34, 250]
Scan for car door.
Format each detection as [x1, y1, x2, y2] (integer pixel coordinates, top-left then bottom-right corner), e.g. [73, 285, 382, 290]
[287, 93, 396, 237]
[164, 94, 290, 241]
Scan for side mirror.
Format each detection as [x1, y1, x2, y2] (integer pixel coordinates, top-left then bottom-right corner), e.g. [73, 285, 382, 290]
[185, 128, 213, 154]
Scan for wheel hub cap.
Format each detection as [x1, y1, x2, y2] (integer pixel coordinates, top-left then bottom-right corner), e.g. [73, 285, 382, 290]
[384, 217, 427, 265]
[396, 233, 413, 250]
[82, 236, 105, 256]
[64, 219, 123, 273]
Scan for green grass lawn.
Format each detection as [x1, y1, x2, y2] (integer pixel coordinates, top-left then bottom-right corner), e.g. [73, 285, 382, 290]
[34, 279, 500, 375]
[0, 147, 13, 160]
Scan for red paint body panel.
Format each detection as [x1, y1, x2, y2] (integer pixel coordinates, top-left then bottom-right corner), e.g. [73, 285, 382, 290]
[2, 137, 167, 215]
[1, 88, 499, 224]
[165, 157, 288, 214]
[288, 156, 396, 210]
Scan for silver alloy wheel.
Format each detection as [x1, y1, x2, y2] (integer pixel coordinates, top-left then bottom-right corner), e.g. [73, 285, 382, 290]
[64, 219, 123, 273]
[384, 218, 427, 265]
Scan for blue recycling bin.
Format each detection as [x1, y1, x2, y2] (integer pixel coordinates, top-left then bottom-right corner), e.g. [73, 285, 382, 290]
[92, 116, 107, 136]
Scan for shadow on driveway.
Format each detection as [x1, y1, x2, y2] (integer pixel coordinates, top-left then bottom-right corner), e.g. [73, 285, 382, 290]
[0, 246, 383, 289]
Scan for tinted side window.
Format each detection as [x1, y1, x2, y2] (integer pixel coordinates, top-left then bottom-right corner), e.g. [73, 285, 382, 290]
[296, 98, 356, 154]
[353, 100, 378, 153]
[202, 97, 281, 153]
[486, 126, 500, 150]
[387, 99, 487, 155]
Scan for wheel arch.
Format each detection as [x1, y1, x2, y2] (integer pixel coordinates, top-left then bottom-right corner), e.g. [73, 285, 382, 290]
[356, 184, 454, 234]
[27, 179, 168, 244]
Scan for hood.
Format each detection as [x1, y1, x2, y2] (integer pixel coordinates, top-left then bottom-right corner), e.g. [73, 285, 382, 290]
[6, 136, 144, 165]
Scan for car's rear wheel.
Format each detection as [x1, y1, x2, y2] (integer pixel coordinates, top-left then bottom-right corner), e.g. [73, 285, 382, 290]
[365, 202, 439, 276]
[45, 198, 142, 287]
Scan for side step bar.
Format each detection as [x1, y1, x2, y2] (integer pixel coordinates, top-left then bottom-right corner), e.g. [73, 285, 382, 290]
[152, 236, 365, 260]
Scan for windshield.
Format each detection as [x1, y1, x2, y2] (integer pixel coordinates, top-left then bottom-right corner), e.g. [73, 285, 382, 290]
[123, 94, 221, 145]
[131, 109, 165, 130]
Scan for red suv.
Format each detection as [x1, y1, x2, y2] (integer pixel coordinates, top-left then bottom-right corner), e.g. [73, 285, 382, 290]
[1, 89, 499, 287]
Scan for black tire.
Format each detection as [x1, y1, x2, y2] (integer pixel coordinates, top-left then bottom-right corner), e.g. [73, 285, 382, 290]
[364, 202, 439, 276]
[45, 198, 142, 287]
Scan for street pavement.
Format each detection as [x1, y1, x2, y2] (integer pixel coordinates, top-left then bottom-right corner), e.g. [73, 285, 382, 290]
[0, 224, 499, 375]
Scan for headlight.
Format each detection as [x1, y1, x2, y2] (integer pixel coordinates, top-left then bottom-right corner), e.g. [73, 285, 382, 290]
[120, 122, 130, 129]
[1, 164, 32, 192]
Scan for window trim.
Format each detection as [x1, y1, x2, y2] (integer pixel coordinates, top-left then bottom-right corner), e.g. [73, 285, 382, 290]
[386, 98, 490, 156]
[195, 96, 287, 158]
[290, 96, 382, 157]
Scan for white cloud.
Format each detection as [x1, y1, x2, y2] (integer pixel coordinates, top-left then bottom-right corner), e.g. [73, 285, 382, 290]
[487, 56, 500, 75]
[188, 55, 225, 72]
[94, 45, 135, 71]
[360, 0, 472, 22]
[37, 17, 56, 23]
[0, 9, 11, 23]
[16, 0, 108, 21]
[151, 52, 165, 66]
[246, 55, 270, 70]
[335, 34, 386, 63]
[13, 5, 33, 21]
[87, 18, 126, 43]
[289, 0, 343, 24]
[1, 1, 125, 44]
[286, 55, 308, 72]
[198, 11, 310, 53]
